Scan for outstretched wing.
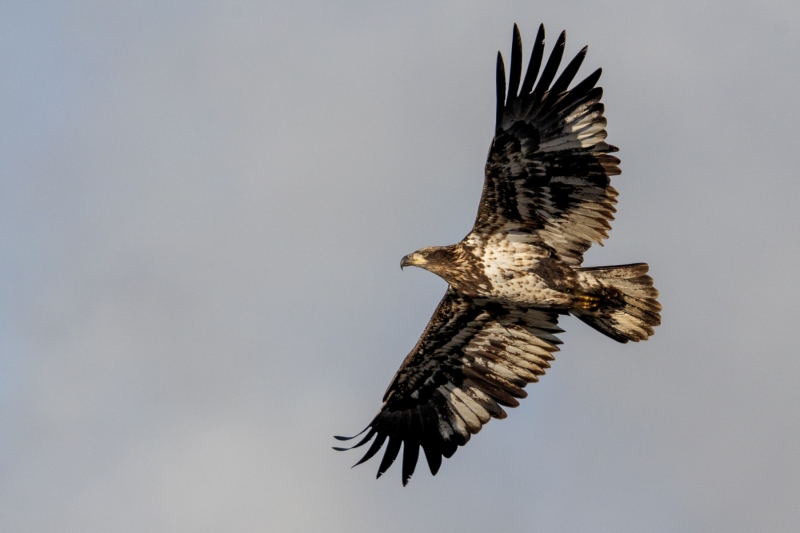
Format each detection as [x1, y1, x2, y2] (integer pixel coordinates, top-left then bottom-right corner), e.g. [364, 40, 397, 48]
[334, 288, 562, 485]
[474, 24, 621, 266]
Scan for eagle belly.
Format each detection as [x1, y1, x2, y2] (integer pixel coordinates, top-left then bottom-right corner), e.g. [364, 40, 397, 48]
[468, 237, 577, 309]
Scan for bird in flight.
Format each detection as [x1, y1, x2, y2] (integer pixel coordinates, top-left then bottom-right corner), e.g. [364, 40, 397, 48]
[335, 23, 661, 485]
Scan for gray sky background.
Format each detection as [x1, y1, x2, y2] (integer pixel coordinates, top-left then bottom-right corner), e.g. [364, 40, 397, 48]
[2, 1, 799, 531]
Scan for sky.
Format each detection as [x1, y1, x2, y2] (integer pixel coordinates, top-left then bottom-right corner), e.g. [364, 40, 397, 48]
[2, 1, 799, 531]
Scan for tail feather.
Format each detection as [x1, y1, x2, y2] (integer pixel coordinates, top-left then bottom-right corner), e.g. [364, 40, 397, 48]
[574, 263, 661, 343]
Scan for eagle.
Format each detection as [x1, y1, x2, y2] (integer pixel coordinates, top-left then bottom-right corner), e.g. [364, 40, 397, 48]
[335, 23, 661, 485]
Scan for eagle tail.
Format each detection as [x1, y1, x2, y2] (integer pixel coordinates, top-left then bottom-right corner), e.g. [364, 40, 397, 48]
[573, 263, 661, 343]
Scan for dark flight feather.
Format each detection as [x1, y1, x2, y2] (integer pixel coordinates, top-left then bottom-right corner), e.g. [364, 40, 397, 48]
[495, 52, 506, 133]
[332, 428, 375, 451]
[506, 24, 523, 107]
[530, 30, 566, 105]
[519, 24, 545, 96]
[549, 45, 587, 97]
[402, 441, 420, 486]
[353, 433, 386, 467]
[376, 436, 402, 479]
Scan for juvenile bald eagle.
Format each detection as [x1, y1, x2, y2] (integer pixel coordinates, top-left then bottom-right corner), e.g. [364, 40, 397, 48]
[335, 23, 660, 485]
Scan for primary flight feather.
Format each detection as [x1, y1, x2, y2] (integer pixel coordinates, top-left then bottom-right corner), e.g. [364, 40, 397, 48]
[335, 23, 661, 486]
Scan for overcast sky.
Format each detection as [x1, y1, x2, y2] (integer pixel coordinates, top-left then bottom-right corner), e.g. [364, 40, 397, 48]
[2, 1, 799, 532]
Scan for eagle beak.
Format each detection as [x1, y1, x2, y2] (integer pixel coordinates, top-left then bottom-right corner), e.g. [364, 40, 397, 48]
[400, 253, 424, 270]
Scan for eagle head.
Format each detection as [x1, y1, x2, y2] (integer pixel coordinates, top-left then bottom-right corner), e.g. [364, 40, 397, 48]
[400, 244, 487, 295]
[401, 246, 457, 273]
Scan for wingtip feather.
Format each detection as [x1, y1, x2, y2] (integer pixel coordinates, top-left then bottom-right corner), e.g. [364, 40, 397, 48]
[496, 51, 506, 130]
[333, 426, 369, 441]
[507, 24, 523, 105]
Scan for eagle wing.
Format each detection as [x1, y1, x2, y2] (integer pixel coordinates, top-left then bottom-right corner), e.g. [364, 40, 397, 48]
[334, 288, 562, 485]
[474, 24, 621, 266]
